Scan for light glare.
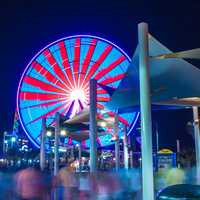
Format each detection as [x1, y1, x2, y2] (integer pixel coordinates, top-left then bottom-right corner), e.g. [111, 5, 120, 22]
[46, 131, 52, 137]
[70, 89, 85, 101]
[60, 129, 67, 136]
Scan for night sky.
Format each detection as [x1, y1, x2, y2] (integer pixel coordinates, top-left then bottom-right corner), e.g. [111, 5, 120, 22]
[0, 0, 200, 151]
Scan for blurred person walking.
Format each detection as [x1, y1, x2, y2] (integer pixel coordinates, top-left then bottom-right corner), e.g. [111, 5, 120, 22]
[14, 167, 50, 200]
[55, 159, 79, 200]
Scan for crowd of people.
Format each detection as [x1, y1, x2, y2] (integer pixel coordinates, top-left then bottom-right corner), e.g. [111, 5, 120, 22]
[0, 162, 142, 200]
[0, 148, 197, 200]
[177, 148, 196, 168]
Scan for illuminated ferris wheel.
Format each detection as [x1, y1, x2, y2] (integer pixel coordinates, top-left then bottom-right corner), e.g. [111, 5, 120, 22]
[17, 35, 139, 148]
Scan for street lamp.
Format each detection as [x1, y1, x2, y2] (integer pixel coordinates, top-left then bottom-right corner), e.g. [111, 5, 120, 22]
[11, 137, 16, 142]
[60, 129, 67, 136]
[46, 131, 52, 137]
[98, 121, 107, 128]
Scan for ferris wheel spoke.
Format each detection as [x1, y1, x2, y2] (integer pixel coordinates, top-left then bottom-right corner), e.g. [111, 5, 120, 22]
[84, 87, 89, 94]
[65, 100, 75, 117]
[82, 101, 89, 108]
[97, 96, 110, 102]
[43, 49, 73, 89]
[77, 99, 84, 110]
[94, 56, 125, 80]
[72, 100, 81, 116]
[35, 133, 41, 141]
[27, 104, 65, 125]
[97, 103, 105, 109]
[32, 61, 68, 90]
[60, 105, 70, 116]
[20, 91, 66, 101]
[82, 45, 113, 85]
[73, 38, 81, 86]
[97, 89, 108, 94]
[79, 39, 97, 85]
[58, 41, 75, 87]
[21, 98, 67, 110]
[99, 73, 125, 85]
[107, 111, 130, 126]
[118, 116, 130, 126]
[97, 113, 103, 119]
[24, 76, 67, 94]
[59, 100, 73, 116]
[81, 81, 89, 91]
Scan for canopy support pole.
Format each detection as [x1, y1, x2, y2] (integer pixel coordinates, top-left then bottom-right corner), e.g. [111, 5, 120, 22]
[89, 79, 97, 172]
[78, 143, 82, 172]
[114, 114, 120, 171]
[138, 22, 154, 200]
[70, 146, 74, 160]
[176, 139, 181, 168]
[123, 125, 129, 169]
[40, 118, 46, 171]
[54, 112, 60, 176]
[193, 106, 200, 183]
[130, 150, 133, 168]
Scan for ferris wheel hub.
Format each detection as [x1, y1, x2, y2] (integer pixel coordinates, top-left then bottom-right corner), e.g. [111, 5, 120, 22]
[70, 88, 86, 102]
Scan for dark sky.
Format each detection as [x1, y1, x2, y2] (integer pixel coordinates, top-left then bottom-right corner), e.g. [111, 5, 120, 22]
[0, 0, 200, 150]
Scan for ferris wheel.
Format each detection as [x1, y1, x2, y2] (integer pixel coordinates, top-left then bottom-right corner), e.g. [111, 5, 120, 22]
[17, 35, 139, 148]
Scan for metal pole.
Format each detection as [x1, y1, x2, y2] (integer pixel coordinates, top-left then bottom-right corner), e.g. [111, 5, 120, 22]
[40, 118, 46, 171]
[114, 114, 120, 171]
[78, 143, 82, 172]
[89, 79, 97, 172]
[156, 123, 159, 153]
[193, 106, 200, 183]
[3, 131, 6, 154]
[54, 112, 60, 176]
[70, 146, 74, 160]
[138, 22, 154, 200]
[130, 150, 133, 168]
[155, 123, 159, 171]
[123, 125, 129, 170]
[176, 139, 180, 153]
[176, 139, 181, 168]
